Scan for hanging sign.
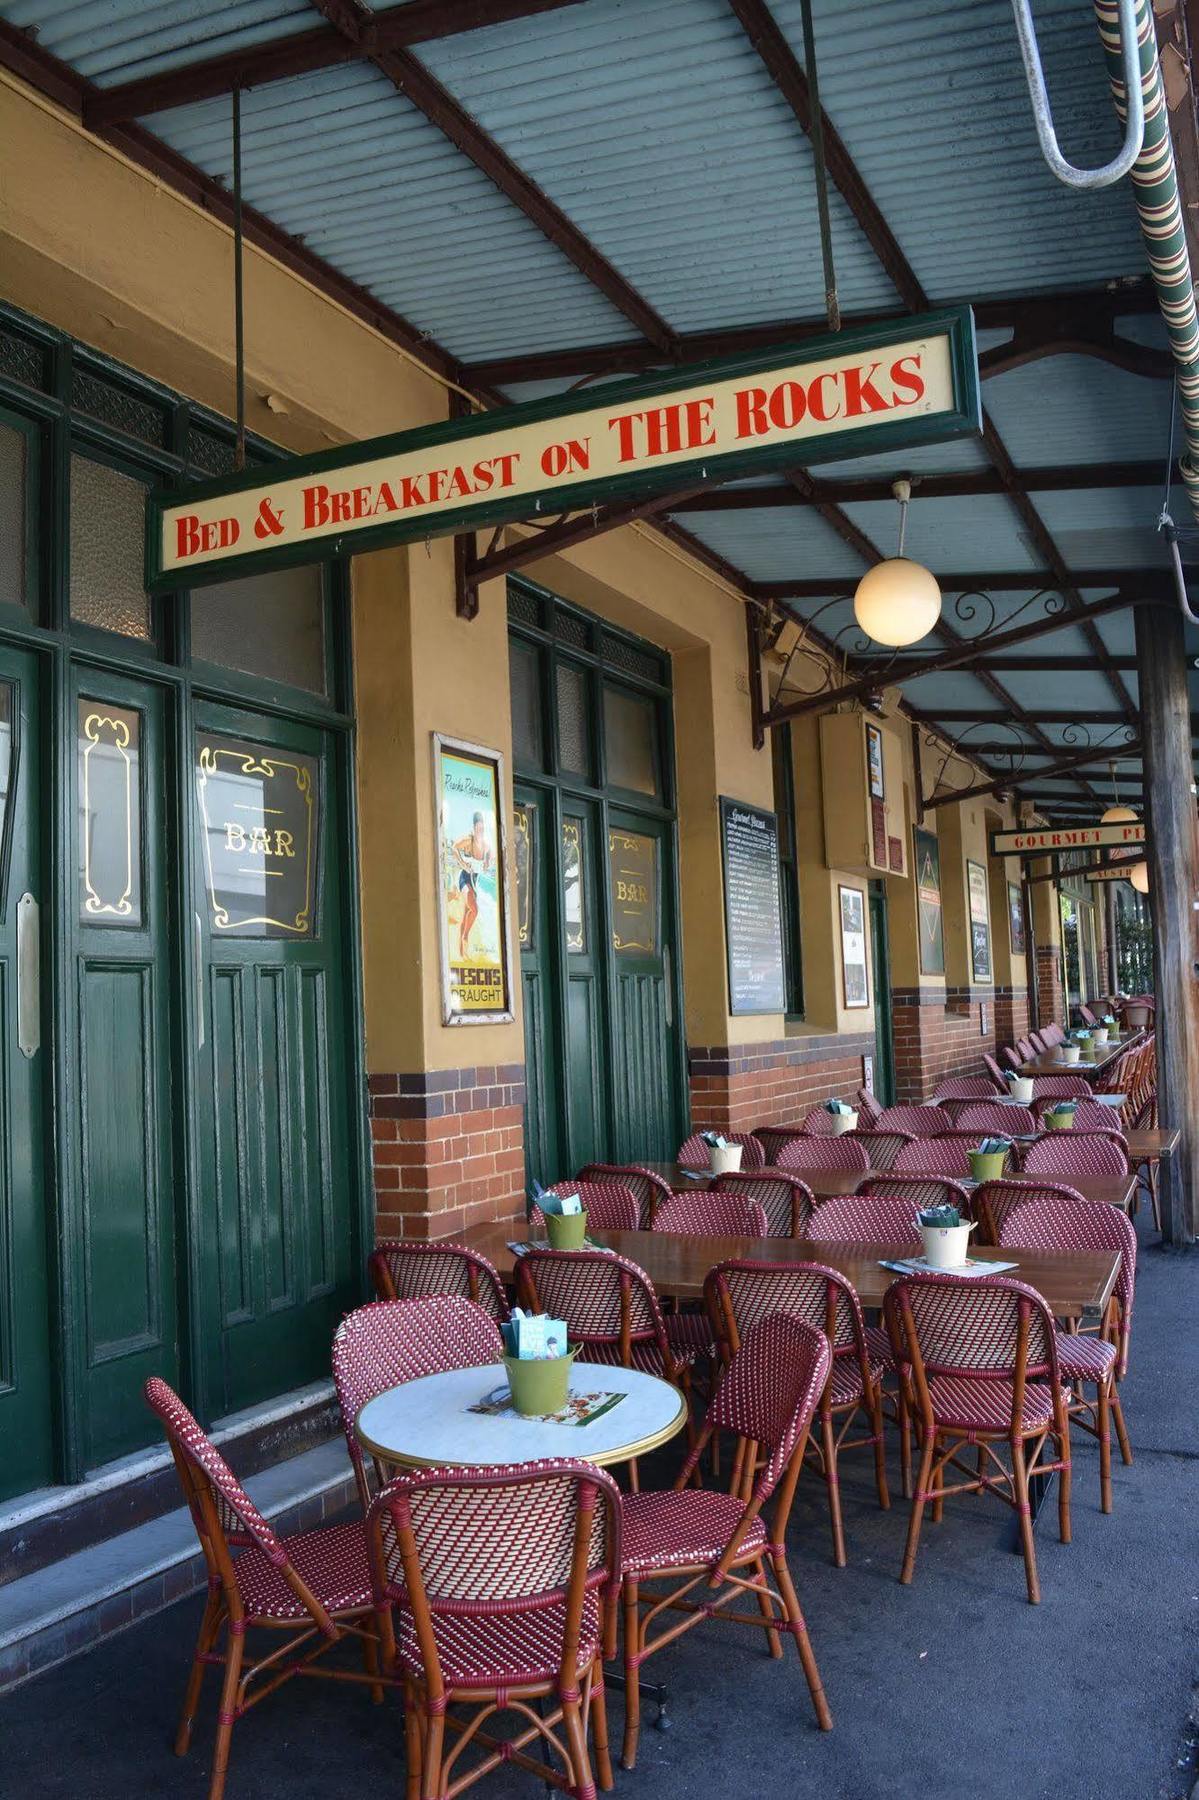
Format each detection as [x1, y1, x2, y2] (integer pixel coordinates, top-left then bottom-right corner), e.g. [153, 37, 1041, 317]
[990, 822, 1146, 857]
[146, 308, 980, 591]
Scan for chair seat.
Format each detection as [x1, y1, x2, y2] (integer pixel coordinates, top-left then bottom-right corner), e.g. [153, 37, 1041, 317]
[827, 1353, 885, 1407]
[664, 1311, 716, 1359]
[1054, 1331, 1118, 1381]
[234, 1520, 373, 1621]
[621, 1489, 766, 1576]
[577, 1338, 696, 1377]
[863, 1323, 896, 1372]
[398, 1593, 602, 1690]
[926, 1375, 1067, 1435]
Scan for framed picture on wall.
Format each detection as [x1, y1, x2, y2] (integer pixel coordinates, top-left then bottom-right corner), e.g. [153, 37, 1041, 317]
[865, 721, 885, 800]
[967, 858, 992, 984]
[838, 883, 870, 1009]
[1008, 881, 1026, 956]
[913, 826, 945, 976]
[433, 733, 515, 1025]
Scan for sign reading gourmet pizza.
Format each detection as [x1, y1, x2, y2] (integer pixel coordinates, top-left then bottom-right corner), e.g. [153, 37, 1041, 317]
[990, 822, 1146, 857]
[147, 308, 980, 590]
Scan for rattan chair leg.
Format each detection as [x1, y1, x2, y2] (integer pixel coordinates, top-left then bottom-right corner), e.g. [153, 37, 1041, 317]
[591, 1666, 614, 1792]
[621, 1580, 642, 1771]
[1011, 1440, 1041, 1605]
[175, 1591, 221, 1756]
[898, 1391, 912, 1500]
[419, 1709, 445, 1800]
[627, 1457, 640, 1495]
[561, 1691, 596, 1799]
[750, 1557, 783, 1658]
[1097, 1379, 1113, 1514]
[1111, 1389, 1133, 1466]
[900, 1435, 936, 1585]
[1057, 1426, 1072, 1544]
[772, 1552, 832, 1731]
[404, 1678, 422, 1800]
[820, 1412, 847, 1567]
[207, 1627, 244, 1800]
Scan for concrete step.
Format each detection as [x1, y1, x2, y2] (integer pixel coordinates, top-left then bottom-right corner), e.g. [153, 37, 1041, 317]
[0, 1437, 358, 1693]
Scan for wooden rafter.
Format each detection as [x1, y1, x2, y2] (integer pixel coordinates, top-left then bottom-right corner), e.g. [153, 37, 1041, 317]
[756, 570, 1176, 599]
[668, 460, 1164, 508]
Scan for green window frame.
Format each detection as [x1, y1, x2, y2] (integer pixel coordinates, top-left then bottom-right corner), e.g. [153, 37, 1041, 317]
[771, 721, 804, 1018]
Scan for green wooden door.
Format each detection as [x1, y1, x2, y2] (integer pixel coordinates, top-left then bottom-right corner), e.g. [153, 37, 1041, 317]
[513, 784, 560, 1186]
[69, 670, 178, 1467]
[607, 810, 684, 1161]
[0, 645, 52, 1499]
[560, 798, 609, 1172]
[868, 883, 896, 1106]
[191, 701, 357, 1414]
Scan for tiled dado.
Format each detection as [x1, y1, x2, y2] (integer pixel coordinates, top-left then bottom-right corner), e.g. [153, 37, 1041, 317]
[368, 1065, 526, 1240]
[688, 1034, 874, 1133]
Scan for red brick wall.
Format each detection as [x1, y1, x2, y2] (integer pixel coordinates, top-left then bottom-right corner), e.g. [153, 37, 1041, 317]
[993, 985, 1030, 1050]
[688, 1034, 874, 1133]
[368, 1065, 525, 1241]
[891, 987, 1025, 1100]
[1035, 945, 1065, 1031]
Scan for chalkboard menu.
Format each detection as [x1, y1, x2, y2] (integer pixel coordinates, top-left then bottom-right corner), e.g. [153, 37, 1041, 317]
[720, 796, 786, 1015]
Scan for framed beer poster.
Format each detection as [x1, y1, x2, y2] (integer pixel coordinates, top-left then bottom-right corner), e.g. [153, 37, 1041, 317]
[1008, 881, 1027, 956]
[967, 858, 992, 984]
[838, 883, 870, 1010]
[433, 734, 514, 1025]
[913, 826, 944, 976]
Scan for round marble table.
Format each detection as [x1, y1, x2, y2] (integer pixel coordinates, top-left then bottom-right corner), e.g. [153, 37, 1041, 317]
[356, 1361, 687, 1471]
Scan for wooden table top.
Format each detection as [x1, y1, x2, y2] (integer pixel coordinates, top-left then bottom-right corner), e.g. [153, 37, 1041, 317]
[461, 1220, 1121, 1322]
[636, 1161, 1137, 1210]
[1127, 1127, 1179, 1161]
[1018, 1031, 1144, 1078]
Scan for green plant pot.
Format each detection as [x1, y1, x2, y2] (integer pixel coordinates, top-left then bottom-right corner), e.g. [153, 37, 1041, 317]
[968, 1150, 1007, 1183]
[545, 1210, 588, 1249]
[1043, 1113, 1074, 1130]
[503, 1348, 577, 1416]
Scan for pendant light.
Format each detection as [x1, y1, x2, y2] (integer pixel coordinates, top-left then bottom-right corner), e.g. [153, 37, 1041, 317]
[1129, 860, 1150, 894]
[853, 478, 942, 647]
[1100, 759, 1138, 825]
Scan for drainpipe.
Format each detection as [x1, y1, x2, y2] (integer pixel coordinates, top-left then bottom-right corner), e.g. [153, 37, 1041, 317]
[1093, 0, 1199, 521]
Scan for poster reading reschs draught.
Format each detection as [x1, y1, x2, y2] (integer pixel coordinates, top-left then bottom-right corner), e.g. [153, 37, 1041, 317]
[433, 735, 514, 1025]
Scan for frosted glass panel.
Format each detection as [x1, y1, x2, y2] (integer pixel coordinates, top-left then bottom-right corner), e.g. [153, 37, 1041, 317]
[70, 455, 151, 640]
[556, 663, 590, 779]
[0, 425, 27, 611]
[509, 638, 543, 767]
[604, 686, 657, 795]
[191, 565, 326, 694]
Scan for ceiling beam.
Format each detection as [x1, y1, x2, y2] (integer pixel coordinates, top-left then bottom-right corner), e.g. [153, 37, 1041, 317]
[978, 328, 1172, 381]
[925, 737, 1142, 809]
[667, 459, 1163, 509]
[84, 1, 587, 126]
[308, 0, 679, 355]
[755, 570, 1175, 598]
[859, 655, 1146, 673]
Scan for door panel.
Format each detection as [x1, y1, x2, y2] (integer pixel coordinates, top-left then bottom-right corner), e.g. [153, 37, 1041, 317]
[192, 701, 356, 1413]
[71, 671, 177, 1467]
[514, 787, 559, 1185]
[869, 887, 896, 1107]
[0, 645, 52, 1500]
[608, 812, 682, 1161]
[562, 803, 607, 1172]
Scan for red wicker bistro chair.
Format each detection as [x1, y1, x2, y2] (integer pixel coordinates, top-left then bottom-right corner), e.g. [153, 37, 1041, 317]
[714, 1170, 815, 1238]
[932, 1076, 1002, 1103]
[970, 1177, 1067, 1246]
[1026, 1030, 1047, 1055]
[532, 1179, 642, 1233]
[954, 1101, 1037, 1137]
[876, 1105, 948, 1136]
[998, 1191, 1136, 1513]
[368, 1459, 622, 1800]
[1128, 1090, 1161, 1228]
[1077, 1003, 1099, 1027]
[983, 1052, 1012, 1088]
[618, 1313, 833, 1770]
[798, 1104, 842, 1135]
[368, 1240, 508, 1321]
[883, 1274, 1072, 1604]
[1029, 1074, 1090, 1102]
[1016, 1036, 1036, 1061]
[580, 1163, 673, 1226]
[704, 1261, 889, 1567]
[515, 1248, 694, 1487]
[1032, 1098, 1126, 1135]
[753, 1124, 806, 1162]
[856, 1087, 885, 1125]
[652, 1188, 768, 1238]
[676, 1130, 766, 1170]
[332, 1297, 503, 1513]
[145, 1379, 387, 1800]
[1040, 1023, 1066, 1048]
[843, 1129, 913, 1171]
[891, 1136, 976, 1178]
[777, 1135, 869, 1174]
[1000, 1045, 1024, 1071]
[1020, 1133, 1130, 1179]
[853, 1174, 975, 1223]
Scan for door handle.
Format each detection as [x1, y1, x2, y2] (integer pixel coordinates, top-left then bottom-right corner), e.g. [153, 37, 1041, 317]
[194, 911, 205, 1050]
[16, 892, 39, 1058]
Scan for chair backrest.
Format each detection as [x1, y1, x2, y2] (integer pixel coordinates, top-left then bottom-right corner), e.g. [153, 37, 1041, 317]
[856, 1086, 884, 1125]
[777, 1134, 869, 1173]
[1000, 1045, 1023, 1070]
[982, 1052, 1010, 1088]
[954, 1102, 1036, 1136]
[799, 1104, 840, 1136]
[515, 1247, 674, 1372]
[534, 1178, 641, 1232]
[145, 1378, 333, 1634]
[998, 1192, 1137, 1375]
[1026, 1030, 1046, 1055]
[681, 1313, 831, 1508]
[1077, 1003, 1099, 1027]
[368, 1240, 508, 1320]
[1016, 1037, 1035, 1060]
[876, 1105, 947, 1136]
[805, 1192, 923, 1247]
[971, 1175, 1084, 1244]
[891, 1135, 975, 1177]
[332, 1297, 503, 1509]
[704, 1259, 870, 1370]
[857, 1173, 975, 1221]
[652, 1188, 768, 1238]
[884, 1275, 1060, 1410]
[580, 1163, 672, 1226]
[1030, 1074, 1089, 1100]
[932, 1077, 1001, 1103]
[713, 1170, 814, 1237]
[1040, 1023, 1066, 1048]
[1020, 1132, 1129, 1178]
[753, 1124, 806, 1163]
[676, 1130, 766, 1169]
[1031, 1098, 1123, 1134]
[367, 1460, 621, 1701]
[844, 1129, 913, 1170]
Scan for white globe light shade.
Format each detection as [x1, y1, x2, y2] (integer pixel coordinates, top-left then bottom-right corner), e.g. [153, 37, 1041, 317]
[1100, 804, 1138, 824]
[1129, 860, 1150, 894]
[853, 557, 942, 647]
